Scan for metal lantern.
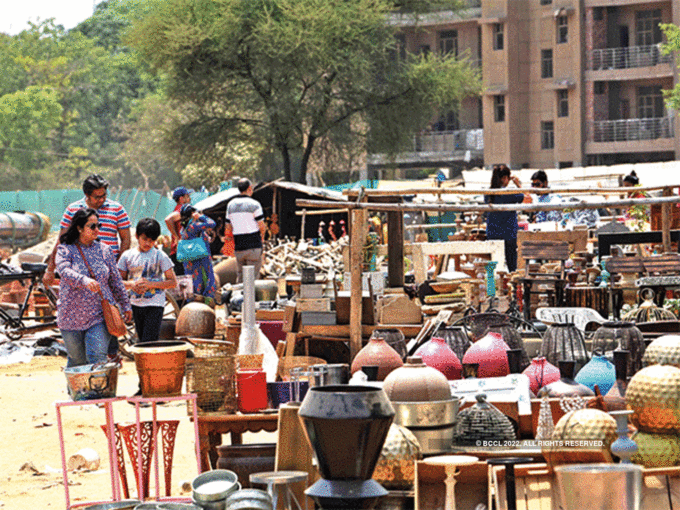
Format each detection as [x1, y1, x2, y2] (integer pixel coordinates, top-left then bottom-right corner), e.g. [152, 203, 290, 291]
[622, 289, 676, 323]
[540, 323, 590, 373]
[591, 321, 645, 376]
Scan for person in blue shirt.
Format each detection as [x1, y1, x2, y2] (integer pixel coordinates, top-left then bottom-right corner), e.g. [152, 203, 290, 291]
[485, 165, 526, 272]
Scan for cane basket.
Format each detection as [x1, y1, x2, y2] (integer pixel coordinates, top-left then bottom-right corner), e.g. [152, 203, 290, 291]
[185, 355, 236, 415]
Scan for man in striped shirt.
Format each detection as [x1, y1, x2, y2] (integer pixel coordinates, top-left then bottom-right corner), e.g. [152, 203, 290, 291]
[225, 178, 266, 283]
[45, 175, 131, 285]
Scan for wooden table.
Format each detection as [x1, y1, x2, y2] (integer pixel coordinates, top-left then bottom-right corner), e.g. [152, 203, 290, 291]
[197, 413, 279, 471]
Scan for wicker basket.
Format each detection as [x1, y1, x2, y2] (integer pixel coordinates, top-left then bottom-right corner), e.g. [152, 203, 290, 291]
[185, 356, 236, 415]
[237, 354, 264, 371]
[186, 337, 237, 357]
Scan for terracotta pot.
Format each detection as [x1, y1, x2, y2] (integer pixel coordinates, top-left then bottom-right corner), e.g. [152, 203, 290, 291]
[158, 319, 176, 340]
[176, 302, 216, 339]
[462, 331, 510, 378]
[216, 443, 276, 488]
[414, 337, 462, 380]
[575, 354, 616, 395]
[485, 322, 530, 371]
[370, 329, 408, 361]
[351, 336, 404, 381]
[129, 340, 191, 397]
[383, 357, 452, 402]
[522, 357, 560, 395]
[214, 257, 238, 286]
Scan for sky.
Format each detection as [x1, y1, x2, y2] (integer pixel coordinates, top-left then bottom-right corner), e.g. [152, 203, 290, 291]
[1, 0, 99, 35]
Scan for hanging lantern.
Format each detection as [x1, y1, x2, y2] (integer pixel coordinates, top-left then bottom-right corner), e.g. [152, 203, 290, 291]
[622, 289, 676, 323]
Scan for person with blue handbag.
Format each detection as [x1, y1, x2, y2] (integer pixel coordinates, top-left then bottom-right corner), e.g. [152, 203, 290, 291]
[178, 205, 217, 306]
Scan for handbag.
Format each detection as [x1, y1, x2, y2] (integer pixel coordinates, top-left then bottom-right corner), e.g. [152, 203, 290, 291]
[177, 237, 210, 262]
[77, 245, 127, 338]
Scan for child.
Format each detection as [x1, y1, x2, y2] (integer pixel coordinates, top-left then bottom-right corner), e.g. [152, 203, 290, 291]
[118, 218, 177, 344]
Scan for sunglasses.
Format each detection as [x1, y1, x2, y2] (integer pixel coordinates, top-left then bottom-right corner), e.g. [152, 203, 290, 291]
[86, 223, 102, 230]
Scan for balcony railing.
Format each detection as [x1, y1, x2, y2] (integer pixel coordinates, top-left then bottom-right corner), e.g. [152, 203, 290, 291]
[590, 44, 673, 71]
[588, 116, 675, 143]
[414, 128, 484, 153]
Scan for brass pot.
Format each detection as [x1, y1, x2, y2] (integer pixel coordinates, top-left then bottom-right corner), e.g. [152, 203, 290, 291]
[626, 364, 680, 434]
[372, 423, 422, 490]
[176, 302, 216, 339]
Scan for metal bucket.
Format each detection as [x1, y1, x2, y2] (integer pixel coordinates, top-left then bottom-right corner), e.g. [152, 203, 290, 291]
[226, 489, 273, 510]
[80, 500, 141, 510]
[555, 463, 642, 510]
[309, 364, 349, 386]
[64, 362, 120, 401]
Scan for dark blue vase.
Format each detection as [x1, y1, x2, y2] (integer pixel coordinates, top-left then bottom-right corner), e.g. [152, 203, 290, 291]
[575, 354, 616, 395]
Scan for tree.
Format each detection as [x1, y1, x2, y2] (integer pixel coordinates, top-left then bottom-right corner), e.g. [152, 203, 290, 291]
[127, 0, 480, 184]
[661, 23, 680, 111]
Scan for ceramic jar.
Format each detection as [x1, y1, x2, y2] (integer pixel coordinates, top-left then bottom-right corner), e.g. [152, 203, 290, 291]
[540, 322, 590, 373]
[630, 431, 680, 468]
[414, 337, 462, 380]
[370, 329, 408, 361]
[462, 331, 510, 378]
[551, 409, 618, 451]
[176, 302, 216, 339]
[522, 357, 561, 395]
[642, 335, 680, 368]
[383, 357, 452, 402]
[350, 336, 404, 381]
[626, 364, 680, 434]
[574, 354, 616, 395]
[485, 322, 531, 371]
[591, 321, 645, 376]
[537, 360, 595, 398]
[372, 423, 422, 490]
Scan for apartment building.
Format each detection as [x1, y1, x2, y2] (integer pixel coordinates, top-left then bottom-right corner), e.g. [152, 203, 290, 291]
[369, 0, 679, 172]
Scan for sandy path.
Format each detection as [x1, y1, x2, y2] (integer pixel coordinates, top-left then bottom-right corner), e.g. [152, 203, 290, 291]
[0, 355, 275, 509]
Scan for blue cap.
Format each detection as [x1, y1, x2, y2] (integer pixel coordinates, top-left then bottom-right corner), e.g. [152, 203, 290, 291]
[172, 186, 191, 202]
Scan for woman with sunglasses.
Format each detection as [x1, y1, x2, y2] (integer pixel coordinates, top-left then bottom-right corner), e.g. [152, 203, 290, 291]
[55, 208, 132, 368]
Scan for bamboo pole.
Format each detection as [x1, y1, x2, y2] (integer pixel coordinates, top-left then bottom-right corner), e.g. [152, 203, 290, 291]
[294, 208, 348, 216]
[297, 195, 680, 214]
[349, 209, 365, 361]
[663, 187, 673, 252]
[343, 184, 680, 197]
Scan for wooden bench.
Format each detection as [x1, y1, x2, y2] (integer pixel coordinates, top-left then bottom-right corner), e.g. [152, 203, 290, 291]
[521, 241, 570, 322]
[517, 229, 588, 270]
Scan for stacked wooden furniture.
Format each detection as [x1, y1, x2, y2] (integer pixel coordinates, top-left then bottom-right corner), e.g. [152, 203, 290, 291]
[520, 241, 570, 322]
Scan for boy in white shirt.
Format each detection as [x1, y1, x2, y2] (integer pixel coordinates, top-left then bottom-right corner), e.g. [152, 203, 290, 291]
[118, 218, 177, 344]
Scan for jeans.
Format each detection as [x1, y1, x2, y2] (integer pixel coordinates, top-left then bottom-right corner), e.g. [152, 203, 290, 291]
[61, 322, 112, 367]
[235, 248, 263, 283]
[132, 305, 164, 344]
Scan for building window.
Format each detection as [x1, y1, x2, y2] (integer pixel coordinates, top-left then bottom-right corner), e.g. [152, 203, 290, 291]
[638, 86, 665, 118]
[541, 49, 553, 78]
[439, 30, 458, 56]
[540, 0, 552, 5]
[559, 161, 573, 169]
[541, 121, 555, 149]
[418, 45, 431, 56]
[493, 23, 504, 51]
[557, 90, 569, 117]
[594, 81, 606, 94]
[435, 110, 459, 131]
[636, 9, 662, 46]
[557, 16, 568, 44]
[390, 34, 407, 62]
[593, 7, 603, 21]
[494, 95, 505, 122]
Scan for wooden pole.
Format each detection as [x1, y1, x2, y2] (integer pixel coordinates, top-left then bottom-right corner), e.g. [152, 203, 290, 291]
[663, 187, 672, 252]
[349, 209, 365, 361]
[300, 209, 307, 240]
[387, 210, 404, 288]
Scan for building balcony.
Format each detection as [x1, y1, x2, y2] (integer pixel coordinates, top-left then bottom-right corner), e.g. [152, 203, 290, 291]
[367, 128, 484, 167]
[589, 44, 673, 71]
[388, 0, 481, 27]
[586, 117, 676, 154]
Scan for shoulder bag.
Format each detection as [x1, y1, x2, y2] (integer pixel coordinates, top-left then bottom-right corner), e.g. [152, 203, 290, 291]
[176, 227, 210, 262]
[77, 245, 127, 337]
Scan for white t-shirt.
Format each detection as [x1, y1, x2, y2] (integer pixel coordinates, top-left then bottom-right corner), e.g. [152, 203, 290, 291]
[117, 247, 174, 307]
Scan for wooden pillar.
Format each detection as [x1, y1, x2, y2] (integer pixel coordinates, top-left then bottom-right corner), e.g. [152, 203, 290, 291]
[663, 187, 672, 253]
[386, 210, 404, 287]
[349, 208, 365, 361]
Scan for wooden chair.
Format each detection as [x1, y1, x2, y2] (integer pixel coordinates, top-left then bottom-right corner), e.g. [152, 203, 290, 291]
[520, 241, 570, 322]
[604, 256, 645, 319]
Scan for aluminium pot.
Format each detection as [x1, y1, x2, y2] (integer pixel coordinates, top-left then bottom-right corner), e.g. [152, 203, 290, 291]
[64, 362, 120, 401]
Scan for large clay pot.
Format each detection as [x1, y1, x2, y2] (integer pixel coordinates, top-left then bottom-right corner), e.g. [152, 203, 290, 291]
[214, 257, 238, 285]
[626, 364, 680, 434]
[370, 329, 408, 361]
[129, 340, 191, 397]
[485, 322, 531, 371]
[462, 331, 510, 378]
[537, 360, 595, 398]
[591, 321, 645, 376]
[383, 357, 452, 402]
[254, 279, 278, 301]
[351, 336, 404, 381]
[522, 357, 560, 395]
[574, 354, 616, 395]
[176, 302, 216, 339]
[216, 443, 276, 488]
[540, 323, 590, 373]
[299, 385, 394, 509]
[414, 337, 462, 380]
[437, 326, 472, 361]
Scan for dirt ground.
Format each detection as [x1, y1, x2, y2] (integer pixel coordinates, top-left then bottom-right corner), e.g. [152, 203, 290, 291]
[0, 355, 275, 509]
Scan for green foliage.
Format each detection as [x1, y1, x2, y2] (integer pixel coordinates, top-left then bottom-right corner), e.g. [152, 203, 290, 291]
[128, 0, 481, 183]
[661, 24, 680, 111]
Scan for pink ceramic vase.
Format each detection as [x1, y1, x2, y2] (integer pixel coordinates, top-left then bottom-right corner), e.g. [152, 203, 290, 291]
[462, 331, 510, 378]
[522, 357, 561, 394]
[414, 336, 462, 380]
[351, 336, 404, 381]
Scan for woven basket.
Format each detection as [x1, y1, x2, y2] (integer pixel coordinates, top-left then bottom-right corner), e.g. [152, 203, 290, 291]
[185, 355, 236, 415]
[236, 354, 264, 371]
[186, 337, 237, 358]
